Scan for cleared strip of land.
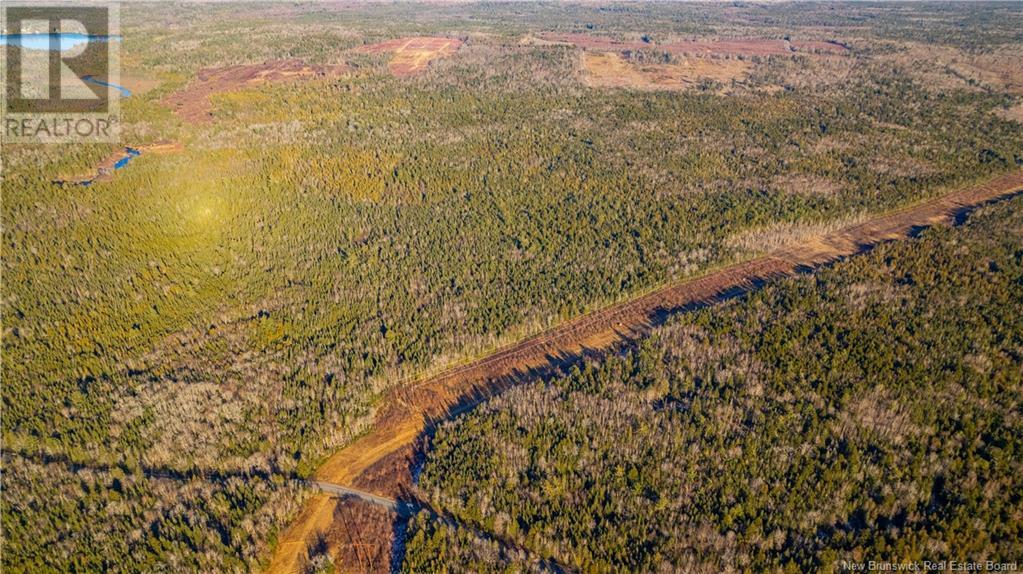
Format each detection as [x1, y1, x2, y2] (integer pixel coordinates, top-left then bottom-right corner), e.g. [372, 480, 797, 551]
[266, 170, 1023, 574]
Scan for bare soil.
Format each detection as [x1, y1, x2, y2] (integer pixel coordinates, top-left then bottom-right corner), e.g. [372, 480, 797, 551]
[119, 74, 162, 96]
[163, 59, 347, 123]
[266, 170, 1023, 574]
[996, 103, 1023, 123]
[582, 51, 749, 90]
[269, 495, 396, 574]
[267, 494, 339, 574]
[357, 37, 463, 76]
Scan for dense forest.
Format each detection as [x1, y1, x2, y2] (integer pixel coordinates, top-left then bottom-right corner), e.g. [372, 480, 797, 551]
[406, 195, 1023, 572]
[2, 1, 1022, 572]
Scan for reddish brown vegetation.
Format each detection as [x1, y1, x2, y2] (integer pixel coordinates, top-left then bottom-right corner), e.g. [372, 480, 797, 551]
[791, 39, 851, 54]
[163, 59, 347, 123]
[357, 37, 463, 76]
[324, 499, 395, 574]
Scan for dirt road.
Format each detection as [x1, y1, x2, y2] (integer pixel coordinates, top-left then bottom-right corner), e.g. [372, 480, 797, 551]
[265, 170, 1023, 574]
[309, 481, 417, 516]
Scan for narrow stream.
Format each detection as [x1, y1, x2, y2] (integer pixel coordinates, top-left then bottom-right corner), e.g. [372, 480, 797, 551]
[78, 147, 142, 187]
[81, 75, 133, 97]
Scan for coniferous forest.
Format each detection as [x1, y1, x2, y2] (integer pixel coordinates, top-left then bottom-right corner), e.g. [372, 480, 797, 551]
[1, 2, 1021, 572]
[408, 196, 1023, 573]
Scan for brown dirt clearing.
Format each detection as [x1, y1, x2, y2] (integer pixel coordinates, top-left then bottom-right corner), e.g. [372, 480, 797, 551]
[995, 102, 1023, 123]
[120, 74, 161, 95]
[357, 36, 463, 76]
[265, 494, 339, 574]
[582, 51, 749, 90]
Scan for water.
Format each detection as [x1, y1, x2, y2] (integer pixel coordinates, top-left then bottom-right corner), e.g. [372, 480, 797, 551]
[80, 147, 142, 187]
[0, 33, 121, 51]
[81, 75, 132, 97]
[113, 147, 141, 169]
[1, 33, 132, 97]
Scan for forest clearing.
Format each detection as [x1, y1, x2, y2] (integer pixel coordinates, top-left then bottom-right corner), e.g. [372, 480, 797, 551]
[357, 37, 464, 76]
[163, 59, 348, 122]
[267, 170, 1023, 573]
[581, 51, 750, 90]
